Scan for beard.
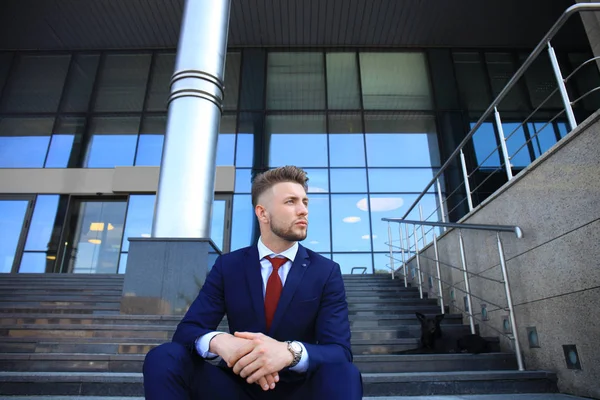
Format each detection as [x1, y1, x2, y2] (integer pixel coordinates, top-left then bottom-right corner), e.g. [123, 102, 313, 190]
[270, 218, 308, 242]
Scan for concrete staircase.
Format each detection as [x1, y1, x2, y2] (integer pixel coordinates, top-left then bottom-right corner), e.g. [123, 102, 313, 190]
[0, 273, 558, 397]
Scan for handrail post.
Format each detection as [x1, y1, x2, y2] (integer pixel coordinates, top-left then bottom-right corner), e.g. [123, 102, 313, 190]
[497, 232, 525, 371]
[458, 230, 476, 334]
[413, 224, 424, 299]
[419, 205, 427, 248]
[433, 233, 445, 314]
[547, 41, 577, 130]
[405, 223, 413, 285]
[398, 223, 408, 288]
[460, 150, 474, 212]
[436, 178, 446, 228]
[494, 107, 514, 181]
[387, 222, 395, 280]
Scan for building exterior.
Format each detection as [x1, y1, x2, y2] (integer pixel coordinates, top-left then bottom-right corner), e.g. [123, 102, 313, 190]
[1, 0, 600, 397]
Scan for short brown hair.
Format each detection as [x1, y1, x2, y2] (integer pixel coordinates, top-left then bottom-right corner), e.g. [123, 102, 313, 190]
[251, 166, 309, 206]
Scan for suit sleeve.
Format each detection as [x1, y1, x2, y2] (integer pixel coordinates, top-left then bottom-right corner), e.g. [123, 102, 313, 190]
[302, 262, 353, 372]
[172, 255, 226, 354]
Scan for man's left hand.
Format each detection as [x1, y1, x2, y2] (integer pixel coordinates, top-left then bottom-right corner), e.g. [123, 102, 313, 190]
[231, 332, 294, 384]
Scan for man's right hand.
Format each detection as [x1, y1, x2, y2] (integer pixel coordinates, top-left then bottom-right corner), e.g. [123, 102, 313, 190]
[209, 333, 279, 391]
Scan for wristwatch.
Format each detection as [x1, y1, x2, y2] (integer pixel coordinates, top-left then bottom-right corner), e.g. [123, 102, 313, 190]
[286, 340, 303, 368]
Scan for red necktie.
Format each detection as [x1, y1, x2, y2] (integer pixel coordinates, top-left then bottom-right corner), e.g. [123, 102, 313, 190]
[264, 256, 287, 331]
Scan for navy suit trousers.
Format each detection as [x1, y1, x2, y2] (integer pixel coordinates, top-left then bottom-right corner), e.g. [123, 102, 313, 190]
[143, 342, 363, 400]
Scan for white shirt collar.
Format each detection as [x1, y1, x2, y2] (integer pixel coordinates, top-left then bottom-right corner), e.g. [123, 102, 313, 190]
[258, 237, 298, 262]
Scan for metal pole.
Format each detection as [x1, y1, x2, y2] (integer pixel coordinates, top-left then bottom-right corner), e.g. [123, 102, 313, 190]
[433, 234, 445, 314]
[405, 223, 413, 286]
[436, 178, 446, 225]
[458, 230, 476, 334]
[494, 107, 514, 181]
[153, 0, 232, 238]
[460, 150, 474, 212]
[419, 205, 427, 248]
[547, 42, 577, 131]
[413, 224, 424, 299]
[497, 232, 525, 371]
[387, 222, 395, 280]
[398, 224, 408, 288]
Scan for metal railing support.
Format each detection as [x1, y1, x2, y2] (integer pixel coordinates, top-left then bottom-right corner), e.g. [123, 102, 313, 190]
[387, 222, 395, 280]
[494, 107, 514, 181]
[436, 178, 446, 226]
[405, 223, 413, 283]
[413, 224, 424, 299]
[547, 42, 577, 131]
[497, 232, 525, 371]
[433, 233, 445, 314]
[398, 224, 408, 287]
[419, 205, 427, 248]
[460, 150, 474, 211]
[458, 230, 476, 334]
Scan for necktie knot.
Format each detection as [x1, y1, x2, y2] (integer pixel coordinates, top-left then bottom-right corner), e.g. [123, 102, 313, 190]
[265, 255, 287, 270]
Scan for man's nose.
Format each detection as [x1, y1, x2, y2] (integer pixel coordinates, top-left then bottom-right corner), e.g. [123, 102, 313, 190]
[297, 204, 308, 215]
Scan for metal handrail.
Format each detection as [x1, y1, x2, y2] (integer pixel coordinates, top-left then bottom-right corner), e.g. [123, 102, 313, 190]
[401, 3, 600, 220]
[383, 218, 523, 238]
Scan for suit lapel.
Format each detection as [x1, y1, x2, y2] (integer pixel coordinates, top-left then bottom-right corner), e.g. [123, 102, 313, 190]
[244, 246, 267, 333]
[268, 244, 311, 335]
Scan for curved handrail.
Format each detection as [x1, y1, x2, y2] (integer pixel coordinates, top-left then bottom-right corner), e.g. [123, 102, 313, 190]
[401, 3, 600, 220]
[383, 218, 523, 238]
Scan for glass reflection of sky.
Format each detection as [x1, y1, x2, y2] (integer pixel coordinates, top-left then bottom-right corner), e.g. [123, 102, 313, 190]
[135, 135, 164, 166]
[329, 134, 365, 167]
[269, 134, 328, 167]
[85, 135, 137, 168]
[331, 194, 372, 252]
[0, 200, 29, 273]
[366, 133, 439, 167]
[333, 253, 373, 275]
[368, 169, 437, 193]
[0, 136, 50, 168]
[45, 135, 74, 168]
[330, 169, 367, 192]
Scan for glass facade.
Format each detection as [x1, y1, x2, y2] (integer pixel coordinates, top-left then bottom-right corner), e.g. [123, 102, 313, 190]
[0, 48, 596, 274]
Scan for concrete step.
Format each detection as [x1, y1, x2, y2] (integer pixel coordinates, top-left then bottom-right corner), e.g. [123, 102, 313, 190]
[355, 353, 518, 373]
[351, 325, 472, 340]
[0, 306, 121, 315]
[349, 299, 438, 307]
[0, 395, 587, 400]
[0, 296, 122, 302]
[349, 306, 446, 315]
[0, 371, 559, 397]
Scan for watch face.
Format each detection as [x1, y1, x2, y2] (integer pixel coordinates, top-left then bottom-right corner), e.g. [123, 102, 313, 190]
[291, 341, 302, 353]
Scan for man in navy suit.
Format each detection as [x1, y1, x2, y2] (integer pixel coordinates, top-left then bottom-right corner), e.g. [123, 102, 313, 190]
[143, 165, 363, 399]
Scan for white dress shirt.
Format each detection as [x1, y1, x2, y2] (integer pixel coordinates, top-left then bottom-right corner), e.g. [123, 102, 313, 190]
[195, 237, 310, 373]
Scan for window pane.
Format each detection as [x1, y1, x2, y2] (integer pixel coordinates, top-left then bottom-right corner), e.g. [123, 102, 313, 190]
[94, 54, 151, 112]
[224, 52, 241, 110]
[520, 52, 563, 109]
[333, 253, 373, 275]
[25, 195, 60, 251]
[306, 169, 329, 193]
[530, 122, 558, 158]
[360, 52, 432, 110]
[266, 53, 325, 110]
[236, 112, 261, 168]
[211, 200, 226, 252]
[369, 194, 439, 252]
[267, 114, 327, 167]
[0, 53, 13, 99]
[331, 194, 372, 252]
[45, 117, 85, 168]
[0, 117, 53, 168]
[69, 200, 127, 274]
[374, 253, 396, 275]
[364, 113, 439, 167]
[0, 200, 29, 273]
[1, 54, 70, 112]
[61, 54, 100, 112]
[503, 122, 532, 168]
[85, 117, 139, 168]
[472, 122, 501, 168]
[330, 169, 367, 193]
[217, 114, 236, 166]
[121, 195, 155, 252]
[18, 252, 49, 273]
[118, 253, 128, 274]
[235, 169, 252, 193]
[368, 169, 437, 193]
[329, 113, 365, 167]
[453, 52, 491, 111]
[326, 53, 360, 109]
[137, 116, 166, 166]
[146, 53, 175, 112]
[231, 194, 256, 251]
[304, 194, 330, 252]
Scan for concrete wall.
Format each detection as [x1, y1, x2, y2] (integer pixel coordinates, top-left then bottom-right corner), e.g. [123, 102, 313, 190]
[407, 111, 600, 398]
[0, 165, 235, 194]
[577, 0, 600, 71]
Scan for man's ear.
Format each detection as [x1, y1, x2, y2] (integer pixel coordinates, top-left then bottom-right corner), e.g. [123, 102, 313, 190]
[255, 204, 269, 223]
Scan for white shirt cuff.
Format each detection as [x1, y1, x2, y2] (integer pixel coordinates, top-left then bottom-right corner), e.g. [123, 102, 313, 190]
[195, 332, 223, 359]
[288, 342, 309, 373]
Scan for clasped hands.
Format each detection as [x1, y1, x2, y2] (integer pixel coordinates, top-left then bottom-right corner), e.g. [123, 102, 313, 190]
[210, 331, 294, 392]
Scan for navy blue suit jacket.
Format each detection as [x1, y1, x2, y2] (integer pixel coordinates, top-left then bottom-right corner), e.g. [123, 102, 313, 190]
[172, 244, 352, 373]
